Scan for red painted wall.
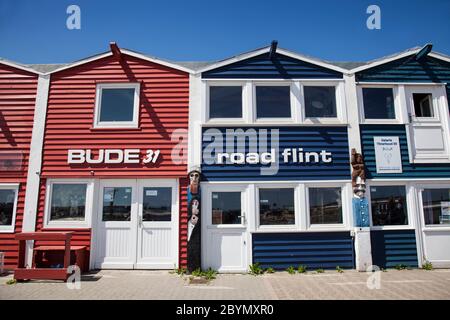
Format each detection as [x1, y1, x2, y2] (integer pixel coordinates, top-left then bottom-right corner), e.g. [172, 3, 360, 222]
[0, 64, 38, 269]
[36, 54, 189, 268]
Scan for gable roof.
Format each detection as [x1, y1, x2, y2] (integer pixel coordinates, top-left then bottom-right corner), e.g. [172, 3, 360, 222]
[0, 57, 44, 75]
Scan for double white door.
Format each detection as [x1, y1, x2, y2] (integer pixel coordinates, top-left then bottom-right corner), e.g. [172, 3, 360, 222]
[94, 179, 178, 269]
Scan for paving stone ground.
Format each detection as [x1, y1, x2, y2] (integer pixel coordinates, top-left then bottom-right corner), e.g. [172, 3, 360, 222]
[0, 269, 449, 300]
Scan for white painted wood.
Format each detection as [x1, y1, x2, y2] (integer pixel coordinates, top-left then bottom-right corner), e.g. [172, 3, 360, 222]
[354, 228, 373, 271]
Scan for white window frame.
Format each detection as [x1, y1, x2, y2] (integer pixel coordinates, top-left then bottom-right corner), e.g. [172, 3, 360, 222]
[301, 81, 347, 125]
[204, 81, 248, 124]
[44, 179, 95, 229]
[255, 183, 300, 231]
[357, 85, 405, 124]
[305, 183, 350, 231]
[0, 183, 19, 233]
[366, 181, 415, 231]
[417, 183, 450, 231]
[93, 83, 140, 129]
[253, 82, 298, 124]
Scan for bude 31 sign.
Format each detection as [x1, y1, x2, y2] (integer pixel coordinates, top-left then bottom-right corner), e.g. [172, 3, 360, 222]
[67, 149, 160, 164]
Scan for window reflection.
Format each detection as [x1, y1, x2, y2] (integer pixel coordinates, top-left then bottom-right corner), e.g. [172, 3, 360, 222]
[370, 186, 408, 226]
[259, 188, 295, 225]
[211, 192, 241, 225]
[422, 188, 450, 225]
[309, 187, 342, 224]
[102, 187, 132, 221]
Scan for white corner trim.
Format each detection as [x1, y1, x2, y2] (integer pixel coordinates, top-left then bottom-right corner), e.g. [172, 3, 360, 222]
[22, 74, 50, 233]
[188, 73, 203, 170]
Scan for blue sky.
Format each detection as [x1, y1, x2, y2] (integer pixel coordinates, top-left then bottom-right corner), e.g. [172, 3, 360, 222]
[0, 0, 449, 64]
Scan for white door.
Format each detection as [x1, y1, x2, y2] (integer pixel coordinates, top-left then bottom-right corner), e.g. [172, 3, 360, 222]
[94, 179, 178, 269]
[417, 185, 450, 268]
[406, 86, 450, 163]
[136, 179, 178, 269]
[95, 179, 137, 269]
[203, 186, 248, 272]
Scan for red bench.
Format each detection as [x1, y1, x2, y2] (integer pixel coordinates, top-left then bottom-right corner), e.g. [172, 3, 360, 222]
[14, 232, 87, 282]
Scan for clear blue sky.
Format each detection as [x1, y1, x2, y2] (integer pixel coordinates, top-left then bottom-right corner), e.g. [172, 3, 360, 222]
[1, 0, 449, 64]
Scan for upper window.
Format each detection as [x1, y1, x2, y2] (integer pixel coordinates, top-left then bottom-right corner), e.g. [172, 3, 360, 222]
[142, 187, 172, 222]
[309, 187, 343, 225]
[304, 86, 337, 118]
[363, 88, 396, 119]
[209, 86, 242, 119]
[259, 188, 295, 226]
[102, 187, 132, 221]
[422, 188, 450, 225]
[370, 186, 408, 226]
[413, 93, 434, 118]
[211, 191, 242, 224]
[256, 86, 291, 118]
[0, 186, 18, 233]
[94, 83, 140, 128]
[49, 183, 87, 222]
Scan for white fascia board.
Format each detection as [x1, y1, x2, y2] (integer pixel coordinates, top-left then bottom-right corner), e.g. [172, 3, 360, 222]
[350, 49, 421, 73]
[195, 47, 271, 74]
[0, 60, 43, 75]
[120, 49, 195, 74]
[42, 52, 113, 75]
[429, 52, 450, 64]
[276, 48, 349, 74]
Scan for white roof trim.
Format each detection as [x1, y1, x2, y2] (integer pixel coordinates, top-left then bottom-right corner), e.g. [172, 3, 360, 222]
[350, 48, 422, 73]
[429, 52, 450, 64]
[195, 47, 348, 74]
[0, 59, 43, 75]
[42, 49, 194, 75]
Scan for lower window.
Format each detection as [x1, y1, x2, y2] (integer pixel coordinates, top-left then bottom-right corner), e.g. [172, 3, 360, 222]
[50, 183, 87, 222]
[422, 188, 450, 225]
[102, 187, 132, 221]
[0, 187, 18, 232]
[370, 185, 408, 226]
[309, 187, 343, 225]
[211, 191, 241, 225]
[142, 187, 172, 222]
[259, 188, 295, 225]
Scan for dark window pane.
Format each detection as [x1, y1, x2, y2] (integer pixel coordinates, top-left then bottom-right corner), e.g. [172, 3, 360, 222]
[102, 187, 132, 221]
[142, 187, 172, 222]
[309, 187, 342, 224]
[363, 88, 396, 119]
[422, 188, 450, 225]
[304, 86, 337, 118]
[0, 189, 16, 226]
[370, 186, 408, 226]
[209, 86, 242, 118]
[413, 93, 434, 117]
[211, 192, 241, 224]
[259, 188, 295, 225]
[100, 88, 135, 122]
[50, 184, 86, 221]
[256, 86, 291, 118]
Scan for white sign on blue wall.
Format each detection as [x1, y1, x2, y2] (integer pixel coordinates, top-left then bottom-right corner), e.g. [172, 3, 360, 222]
[374, 136, 402, 174]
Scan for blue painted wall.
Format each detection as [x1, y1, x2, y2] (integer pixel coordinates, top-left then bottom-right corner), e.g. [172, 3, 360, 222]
[252, 232, 355, 270]
[370, 230, 419, 269]
[202, 52, 343, 79]
[356, 55, 450, 108]
[201, 126, 351, 181]
[360, 124, 450, 179]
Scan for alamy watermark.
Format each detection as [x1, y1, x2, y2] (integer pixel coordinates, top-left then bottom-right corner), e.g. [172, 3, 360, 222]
[66, 5, 81, 30]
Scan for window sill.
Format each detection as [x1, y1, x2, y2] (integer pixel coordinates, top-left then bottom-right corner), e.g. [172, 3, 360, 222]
[370, 225, 413, 231]
[90, 126, 142, 131]
[44, 222, 91, 229]
[307, 224, 349, 231]
[0, 227, 15, 233]
[422, 226, 450, 232]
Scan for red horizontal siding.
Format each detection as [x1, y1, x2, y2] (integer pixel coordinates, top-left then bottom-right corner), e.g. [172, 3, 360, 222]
[41, 54, 189, 178]
[0, 64, 37, 269]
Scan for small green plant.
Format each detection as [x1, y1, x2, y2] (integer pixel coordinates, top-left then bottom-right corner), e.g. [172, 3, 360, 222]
[175, 267, 187, 276]
[286, 266, 296, 274]
[422, 260, 433, 271]
[203, 268, 217, 280]
[249, 263, 264, 275]
[6, 279, 17, 285]
[336, 266, 344, 273]
[315, 268, 325, 274]
[394, 264, 408, 270]
[265, 267, 275, 274]
[191, 268, 203, 277]
[297, 265, 307, 273]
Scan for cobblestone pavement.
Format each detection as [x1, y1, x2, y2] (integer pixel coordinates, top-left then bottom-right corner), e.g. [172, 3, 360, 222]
[1, 269, 450, 300]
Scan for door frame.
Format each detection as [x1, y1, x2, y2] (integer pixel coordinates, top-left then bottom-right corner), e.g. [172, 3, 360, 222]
[90, 178, 179, 270]
[201, 183, 250, 272]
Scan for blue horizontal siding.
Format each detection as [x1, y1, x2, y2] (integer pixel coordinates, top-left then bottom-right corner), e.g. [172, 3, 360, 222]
[202, 52, 343, 79]
[370, 230, 418, 269]
[201, 126, 351, 181]
[252, 232, 355, 270]
[360, 124, 450, 179]
[356, 56, 450, 109]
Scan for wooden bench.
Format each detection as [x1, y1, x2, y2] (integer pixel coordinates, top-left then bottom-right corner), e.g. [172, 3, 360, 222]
[33, 245, 87, 272]
[14, 232, 86, 282]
